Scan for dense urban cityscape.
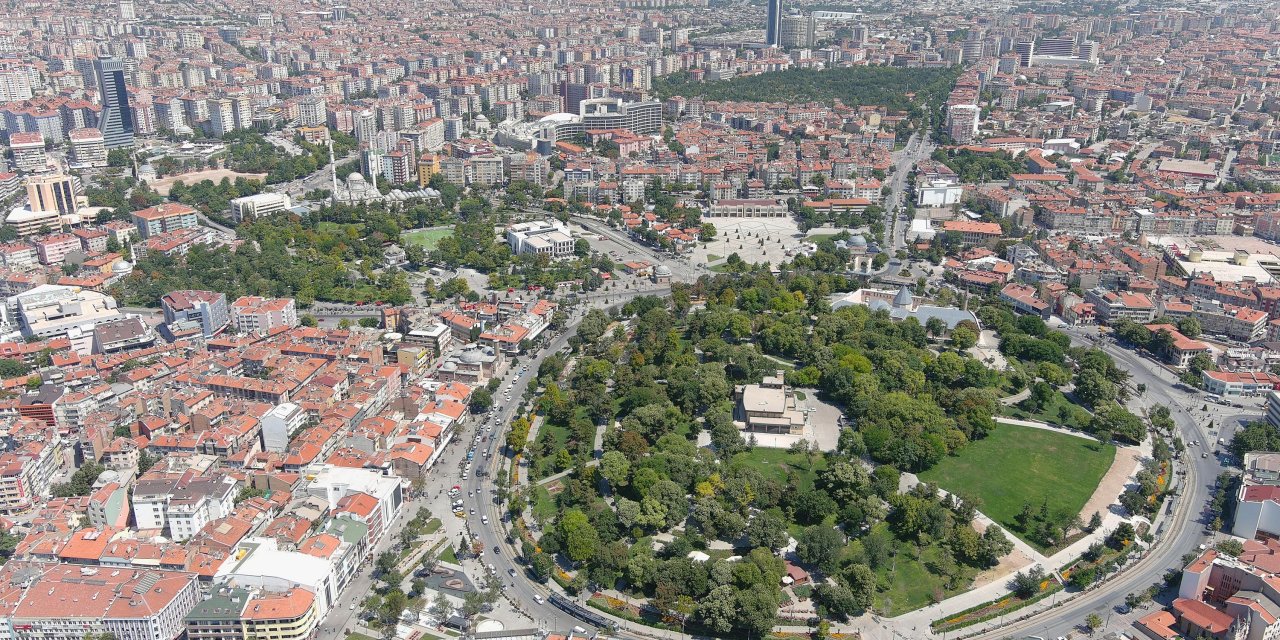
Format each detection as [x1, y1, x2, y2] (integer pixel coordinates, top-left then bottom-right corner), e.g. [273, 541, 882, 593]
[2, 1, 1280, 640]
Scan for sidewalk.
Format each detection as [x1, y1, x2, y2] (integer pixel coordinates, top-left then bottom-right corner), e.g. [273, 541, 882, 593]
[873, 422, 1151, 638]
[994, 416, 1096, 440]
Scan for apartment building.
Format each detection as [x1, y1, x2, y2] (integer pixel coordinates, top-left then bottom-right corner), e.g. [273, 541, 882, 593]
[230, 296, 298, 335]
[0, 562, 201, 640]
[68, 128, 107, 168]
[161, 290, 230, 338]
[10, 132, 46, 173]
[0, 436, 63, 513]
[132, 203, 199, 239]
[186, 586, 320, 640]
[34, 234, 81, 265]
[1084, 288, 1157, 324]
[131, 469, 238, 541]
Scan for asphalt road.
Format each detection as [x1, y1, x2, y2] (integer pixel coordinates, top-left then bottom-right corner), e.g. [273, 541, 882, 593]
[884, 134, 934, 254]
[976, 328, 1248, 640]
[568, 213, 708, 283]
[462, 286, 676, 636]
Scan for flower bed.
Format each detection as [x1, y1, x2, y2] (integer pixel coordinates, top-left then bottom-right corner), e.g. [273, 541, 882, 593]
[931, 581, 1064, 633]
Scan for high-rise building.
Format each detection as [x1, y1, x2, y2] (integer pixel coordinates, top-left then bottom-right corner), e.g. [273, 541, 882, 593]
[780, 14, 815, 48]
[766, 0, 784, 47]
[1013, 40, 1034, 67]
[354, 109, 377, 145]
[1038, 36, 1074, 57]
[443, 115, 464, 141]
[68, 128, 107, 168]
[26, 174, 79, 216]
[94, 56, 134, 148]
[207, 98, 236, 137]
[118, 0, 135, 19]
[0, 70, 32, 103]
[1077, 40, 1099, 62]
[9, 132, 47, 173]
[298, 96, 327, 127]
[946, 104, 980, 143]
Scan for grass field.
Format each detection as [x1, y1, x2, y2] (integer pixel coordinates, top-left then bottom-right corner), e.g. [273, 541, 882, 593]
[318, 221, 360, 234]
[530, 419, 572, 479]
[1001, 391, 1092, 431]
[872, 522, 980, 615]
[530, 485, 558, 524]
[437, 545, 458, 564]
[729, 448, 828, 492]
[919, 425, 1114, 550]
[401, 228, 453, 251]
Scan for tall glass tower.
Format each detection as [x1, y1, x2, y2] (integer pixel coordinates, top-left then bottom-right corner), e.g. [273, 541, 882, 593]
[765, 0, 783, 47]
[94, 56, 134, 148]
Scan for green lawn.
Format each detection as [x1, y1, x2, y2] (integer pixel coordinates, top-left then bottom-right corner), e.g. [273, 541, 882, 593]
[437, 545, 458, 564]
[729, 447, 828, 492]
[347, 633, 377, 640]
[423, 518, 442, 534]
[530, 419, 573, 479]
[706, 253, 723, 263]
[401, 228, 453, 251]
[919, 425, 1114, 551]
[1001, 390, 1092, 431]
[530, 485, 558, 524]
[874, 526, 979, 615]
[318, 221, 360, 234]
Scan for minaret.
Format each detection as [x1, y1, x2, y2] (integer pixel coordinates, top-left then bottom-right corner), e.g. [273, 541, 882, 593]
[328, 139, 338, 195]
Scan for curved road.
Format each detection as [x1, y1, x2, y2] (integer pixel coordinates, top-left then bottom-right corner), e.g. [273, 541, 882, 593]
[461, 285, 676, 638]
[975, 329, 1235, 640]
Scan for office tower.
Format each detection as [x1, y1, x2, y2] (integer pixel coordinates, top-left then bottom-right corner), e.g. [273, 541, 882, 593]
[1077, 40, 1099, 62]
[1013, 40, 1034, 67]
[27, 174, 79, 216]
[766, 0, 784, 47]
[1038, 36, 1074, 57]
[94, 56, 134, 148]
